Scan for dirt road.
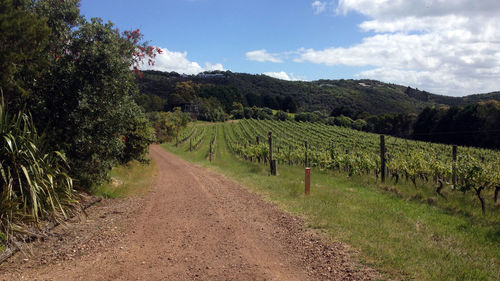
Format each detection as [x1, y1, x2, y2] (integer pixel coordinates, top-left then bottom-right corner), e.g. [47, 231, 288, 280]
[0, 145, 379, 280]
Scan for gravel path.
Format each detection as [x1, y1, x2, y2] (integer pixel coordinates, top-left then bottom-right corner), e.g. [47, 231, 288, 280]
[0, 145, 379, 280]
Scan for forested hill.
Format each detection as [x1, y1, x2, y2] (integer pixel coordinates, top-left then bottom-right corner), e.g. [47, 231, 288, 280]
[136, 70, 500, 115]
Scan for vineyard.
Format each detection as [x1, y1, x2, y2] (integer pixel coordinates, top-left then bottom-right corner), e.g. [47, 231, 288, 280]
[175, 119, 500, 215]
[166, 119, 500, 280]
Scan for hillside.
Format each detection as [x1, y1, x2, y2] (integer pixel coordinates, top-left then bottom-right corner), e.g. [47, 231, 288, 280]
[136, 70, 500, 115]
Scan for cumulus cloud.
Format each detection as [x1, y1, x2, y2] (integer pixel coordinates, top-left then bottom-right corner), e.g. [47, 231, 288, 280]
[248, 1, 495, 95]
[140, 47, 224, 74]
[294, 0, 500, 96]
[336, 0, 500, 19]
[312, 1, 327, 14]
[246, 49, 283, 63]
[204, 62, 224, 71]
[263, 71, 302, 81]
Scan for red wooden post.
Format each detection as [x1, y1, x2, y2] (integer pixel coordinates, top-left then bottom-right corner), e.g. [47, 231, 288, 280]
[305, 168, 311, 195]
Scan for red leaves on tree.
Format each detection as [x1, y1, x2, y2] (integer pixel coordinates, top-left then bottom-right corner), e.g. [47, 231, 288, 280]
[121, 28, 161, 78]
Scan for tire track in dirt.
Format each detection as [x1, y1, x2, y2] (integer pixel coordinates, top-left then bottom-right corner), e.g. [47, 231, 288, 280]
[0, 145, 379, 280]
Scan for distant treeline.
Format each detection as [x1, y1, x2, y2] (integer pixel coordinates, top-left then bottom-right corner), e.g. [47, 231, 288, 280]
[412, 101, 500, 149]
[299, 101, 500, 150]
[136, 70, 500, 116]
[135, 70, 500, 150]
[136, 79, 298, 117]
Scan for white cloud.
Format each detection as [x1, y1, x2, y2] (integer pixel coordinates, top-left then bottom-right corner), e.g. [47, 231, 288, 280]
[336, 0, 500, 19]
[204, 62, 224, 71]
[312, 1, 327, 14]
[293, 1, 500, 96]
[246, 49, 283, 63]
[140, 47, 224, 74]
[263, 71, 302, 81]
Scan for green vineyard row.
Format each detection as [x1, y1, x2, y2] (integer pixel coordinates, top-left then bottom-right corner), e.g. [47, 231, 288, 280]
[177, 119, 500, 214]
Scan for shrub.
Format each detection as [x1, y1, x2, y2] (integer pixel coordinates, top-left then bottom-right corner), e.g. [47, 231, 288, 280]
[147, 109, 191, 143]
[274, 110, 289, 121]
[0, 98, 75, 243]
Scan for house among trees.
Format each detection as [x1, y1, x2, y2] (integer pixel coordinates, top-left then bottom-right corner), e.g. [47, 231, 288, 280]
[197, 73, 225, 79]
[183, 102, 200, 118]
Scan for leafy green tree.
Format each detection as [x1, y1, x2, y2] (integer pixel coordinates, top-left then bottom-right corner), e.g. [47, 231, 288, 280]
[0, 0, 50, 106]
[26, 1, 159, 189]
[243, 106, 255, 119]
[174, 81, 198, 105]
[334, 115, 353, 127]
[262, 94, 279, 109]
[282, 96, 297, 113]
[0, 0, 161, 246]
[352, 119, 368, 131]
[198, 97, 227, 122]
[134, 93, 167, 112]
[274, 110, 289, 121]
[230, 102, 244, 119]
[295, 111, 323, 123]
[147, 109, 191, 143]
[199, 85, 245, 112]
[119, 98, 155, 163]
[48, 18, 155, 188]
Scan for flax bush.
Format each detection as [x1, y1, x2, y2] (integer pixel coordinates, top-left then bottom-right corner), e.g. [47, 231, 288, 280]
[0, 98, 76, 244]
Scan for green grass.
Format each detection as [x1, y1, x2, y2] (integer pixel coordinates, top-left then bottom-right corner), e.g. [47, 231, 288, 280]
[92, 160, 157, 198]
[162, 123, 500, 281]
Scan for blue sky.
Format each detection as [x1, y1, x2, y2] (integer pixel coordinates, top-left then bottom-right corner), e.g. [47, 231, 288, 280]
[80, 0, 500, 97]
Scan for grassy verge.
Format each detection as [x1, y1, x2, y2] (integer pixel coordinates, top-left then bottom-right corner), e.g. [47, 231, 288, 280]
[91, 159, 158, 198]
[162, 123, 499, 280]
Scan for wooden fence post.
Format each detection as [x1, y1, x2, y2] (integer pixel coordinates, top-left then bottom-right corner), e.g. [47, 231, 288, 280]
[330, 139, 335, 159]
[452, 145, 457, 188]
[288, 145, 292, 166]
[244, 143, 247, 160]
[380, 135, 386, 183]
[305, 141, 309, 167]
[209, 141, 212, 162]
[256, 136, 261, 163]
[305, 168, 311, 195]
[268, 132, 276, 175]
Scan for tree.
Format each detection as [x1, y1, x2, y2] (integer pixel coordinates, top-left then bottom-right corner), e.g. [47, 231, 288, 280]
[0, 0, 50, 106]
[274, 110, 289, 121]
[230, 102, 244, 119]
[134, 93, 167, 112]
[174, 81, 197, 104]
[352, 119, 368, 131]
[29, 3, 160, 188]
[263, 94, 279, 109]
[198, 97, 227, 122]
[330, 106, 354, 118]
[147, 109, 191, 143]
[282, 96, 297, 113]
[334, 115, 353, 127]
[0, 0, 162, 246]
